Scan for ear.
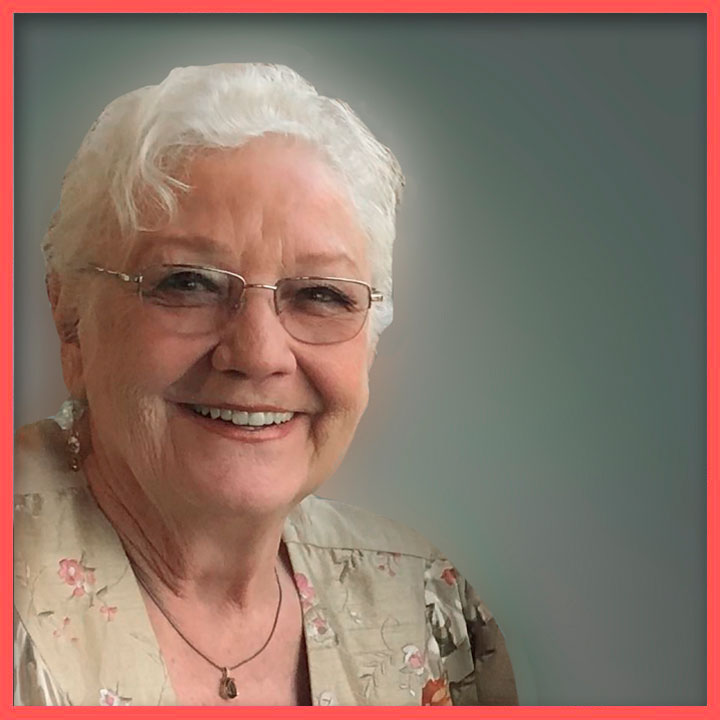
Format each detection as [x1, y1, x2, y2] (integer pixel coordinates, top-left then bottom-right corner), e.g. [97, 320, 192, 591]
[46, 271, 86, 399]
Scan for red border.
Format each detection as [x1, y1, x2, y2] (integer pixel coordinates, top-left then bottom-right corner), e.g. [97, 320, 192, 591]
[2, 1, 12, 718]
[4, 5, 716, 719]
[0, 2, 715, 11]
[707, 2, 718, 718]
[2, 1, 13, 717]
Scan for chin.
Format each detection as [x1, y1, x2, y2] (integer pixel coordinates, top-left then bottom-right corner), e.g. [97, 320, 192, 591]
[177, 463, 313, 519]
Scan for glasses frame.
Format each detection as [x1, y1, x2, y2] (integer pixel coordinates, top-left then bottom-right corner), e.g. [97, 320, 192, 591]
[89, 263, 385, 344]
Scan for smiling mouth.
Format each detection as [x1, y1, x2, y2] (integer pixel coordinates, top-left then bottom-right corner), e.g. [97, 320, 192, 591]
[190, 405, 295, 430]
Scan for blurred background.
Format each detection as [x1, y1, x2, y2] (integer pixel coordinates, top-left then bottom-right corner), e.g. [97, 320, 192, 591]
[14, 14, 706, 705]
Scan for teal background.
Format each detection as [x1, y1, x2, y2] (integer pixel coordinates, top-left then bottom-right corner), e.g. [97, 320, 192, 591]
[14, 15, 706, 705]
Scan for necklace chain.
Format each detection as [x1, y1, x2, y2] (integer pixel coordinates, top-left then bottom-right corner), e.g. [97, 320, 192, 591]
[134, 565, 283, 676]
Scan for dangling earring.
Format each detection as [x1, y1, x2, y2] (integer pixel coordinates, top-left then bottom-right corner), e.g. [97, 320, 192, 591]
[67, 426, 81, 471]
[53, 399, 86, 471]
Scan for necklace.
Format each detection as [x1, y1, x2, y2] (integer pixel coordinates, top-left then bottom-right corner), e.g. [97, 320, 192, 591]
[134, 566, 283, 701]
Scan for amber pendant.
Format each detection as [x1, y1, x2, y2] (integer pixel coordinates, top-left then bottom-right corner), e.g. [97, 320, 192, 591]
[219, 668, 238, 700]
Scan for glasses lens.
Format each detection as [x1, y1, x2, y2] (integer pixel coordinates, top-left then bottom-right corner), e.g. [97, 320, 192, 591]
[139, 265, 241, 335]
[276, 278, 371, 343]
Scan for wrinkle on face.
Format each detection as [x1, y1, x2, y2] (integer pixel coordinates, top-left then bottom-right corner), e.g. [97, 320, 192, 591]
[77, 134, 374, 533]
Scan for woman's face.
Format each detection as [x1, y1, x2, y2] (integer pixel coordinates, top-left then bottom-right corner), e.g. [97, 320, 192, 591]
[73, 136, 373, 519]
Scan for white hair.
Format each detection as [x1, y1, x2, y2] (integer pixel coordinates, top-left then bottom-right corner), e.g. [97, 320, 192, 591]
[42, 63, 405, 341]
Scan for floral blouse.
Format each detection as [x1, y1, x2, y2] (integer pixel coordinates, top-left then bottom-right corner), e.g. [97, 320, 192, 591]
[13, 420, 518, 706]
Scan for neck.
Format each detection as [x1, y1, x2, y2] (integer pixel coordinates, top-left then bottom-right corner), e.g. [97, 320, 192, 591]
[83, 448, 285, 611]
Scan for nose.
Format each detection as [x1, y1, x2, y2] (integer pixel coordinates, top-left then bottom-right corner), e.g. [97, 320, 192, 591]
[211, 286, 297, 378]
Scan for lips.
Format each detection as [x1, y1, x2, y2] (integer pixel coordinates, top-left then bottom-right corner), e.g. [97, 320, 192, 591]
[177, 402, 303, 441]
[191, 405, 295, 427]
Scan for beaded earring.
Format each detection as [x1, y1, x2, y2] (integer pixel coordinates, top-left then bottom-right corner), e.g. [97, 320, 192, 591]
[53, 399, 86, 471]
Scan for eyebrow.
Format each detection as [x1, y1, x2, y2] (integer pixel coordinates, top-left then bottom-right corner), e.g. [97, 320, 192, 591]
[294, 250, 361, 274]
[136, 234, 222, 254]
[134, 235, 362, 273]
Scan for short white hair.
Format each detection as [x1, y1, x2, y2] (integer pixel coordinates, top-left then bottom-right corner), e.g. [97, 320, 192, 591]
[42, 63, 405, 341]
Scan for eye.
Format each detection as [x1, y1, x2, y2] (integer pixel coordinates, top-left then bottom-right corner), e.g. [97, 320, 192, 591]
[296, 284, 357, 308]
[279, 279, 366, 320]
[156, 270, 220, 294]
[143, 267, 229, 307]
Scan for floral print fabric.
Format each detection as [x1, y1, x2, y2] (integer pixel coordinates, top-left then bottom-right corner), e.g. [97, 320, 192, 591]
[14, 420, 517, 706]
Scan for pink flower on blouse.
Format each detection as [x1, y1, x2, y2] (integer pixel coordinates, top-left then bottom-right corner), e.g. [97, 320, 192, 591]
[99, 688, 131, 706]
[58, 559, 83, 584]
[305, 613, 335, 643]
[99, 604, 118, 621]
[294, 572, 316, 611]
[312, 616, 329, 635]
[401, 644, 426, 675]
[58, 558, 95, 598]
[52, 616, 71, 638]
[441, 567, 457, 586]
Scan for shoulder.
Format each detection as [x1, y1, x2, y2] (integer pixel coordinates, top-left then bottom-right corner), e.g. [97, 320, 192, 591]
[14, 419, 85, 496]
[286, 497, 519, 705]
[14, 606, 69, 706]
[285, 494, 440, 561]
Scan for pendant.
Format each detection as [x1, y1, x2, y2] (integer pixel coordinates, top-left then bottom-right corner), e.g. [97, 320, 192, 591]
[219, 667, 238, 700]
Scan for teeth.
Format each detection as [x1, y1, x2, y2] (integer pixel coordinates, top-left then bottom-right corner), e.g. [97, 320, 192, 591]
[192, 405, 294, 427]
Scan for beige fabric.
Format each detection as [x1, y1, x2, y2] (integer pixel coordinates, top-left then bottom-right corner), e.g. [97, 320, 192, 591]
[14, 420, 518, 706]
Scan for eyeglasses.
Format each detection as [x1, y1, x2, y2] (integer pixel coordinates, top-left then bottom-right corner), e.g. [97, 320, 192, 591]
[90, 264, 384, 345]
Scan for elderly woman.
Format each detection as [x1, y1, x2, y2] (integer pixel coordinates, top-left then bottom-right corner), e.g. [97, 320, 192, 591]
[14, 63, 517, 706]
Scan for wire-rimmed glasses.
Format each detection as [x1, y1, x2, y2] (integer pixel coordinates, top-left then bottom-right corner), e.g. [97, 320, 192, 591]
[91, 264, 384, 345]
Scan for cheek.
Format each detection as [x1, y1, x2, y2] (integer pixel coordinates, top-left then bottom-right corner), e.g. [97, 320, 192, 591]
[81, 309, 208, 442]
[312, 343, 371, 434]
[303, 349, 369, 488]
[87, 307, 203, 391]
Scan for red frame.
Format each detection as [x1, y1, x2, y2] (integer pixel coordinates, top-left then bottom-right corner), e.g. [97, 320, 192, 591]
[3, 3, 716, 718]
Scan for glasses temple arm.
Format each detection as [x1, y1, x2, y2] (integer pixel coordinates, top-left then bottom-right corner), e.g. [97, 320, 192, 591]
[92, 266, 141, 283]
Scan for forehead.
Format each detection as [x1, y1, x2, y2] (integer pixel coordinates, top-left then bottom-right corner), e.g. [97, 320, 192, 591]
[119, 136, 369, 276]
